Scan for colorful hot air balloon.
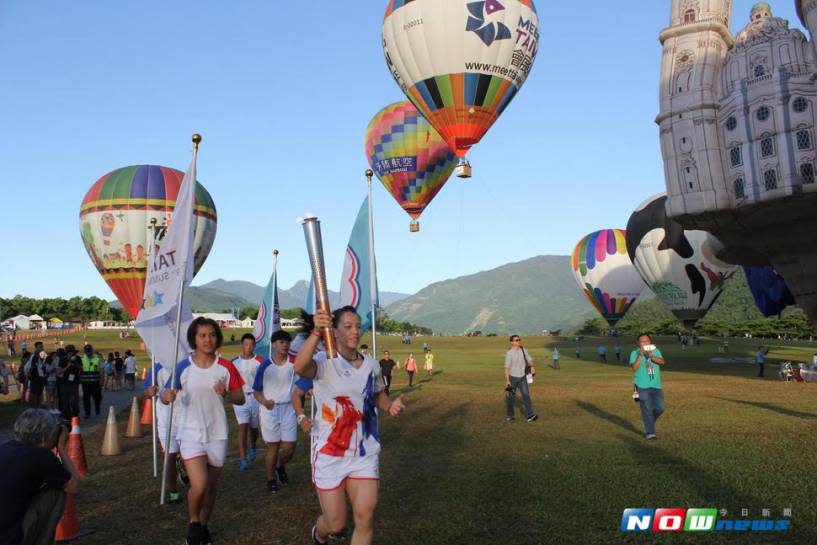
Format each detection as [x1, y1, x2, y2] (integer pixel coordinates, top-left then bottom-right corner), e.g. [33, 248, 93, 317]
[743, 266, 796, 318]
[382, 0, 539, 170]
[365, 101, 457, 232]
[625, 194, 738, 327]
[79, 165, 217, 319]
[571, 229, 644, 326]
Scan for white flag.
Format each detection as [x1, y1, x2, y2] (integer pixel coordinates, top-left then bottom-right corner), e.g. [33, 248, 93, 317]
[135, 148, 198, 368]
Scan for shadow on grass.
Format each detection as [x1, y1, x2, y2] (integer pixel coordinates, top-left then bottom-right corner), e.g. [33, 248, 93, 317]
[575, 400, 642, 436]
[716, 397, 817, 420]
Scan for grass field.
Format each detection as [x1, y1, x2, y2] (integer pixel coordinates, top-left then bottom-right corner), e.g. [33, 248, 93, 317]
[2, 330, 816, 544]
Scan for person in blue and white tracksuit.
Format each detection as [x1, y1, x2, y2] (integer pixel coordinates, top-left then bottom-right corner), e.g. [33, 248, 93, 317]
[231, 334, 263, 470]
[253, 329, 297, 493]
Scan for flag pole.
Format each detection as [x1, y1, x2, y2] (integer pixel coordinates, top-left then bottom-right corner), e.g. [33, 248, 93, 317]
[270, 250, 278, 360]
[365, 169, 378, 358]
[151, 354, 157, 478]
[160, 133, 200, 505]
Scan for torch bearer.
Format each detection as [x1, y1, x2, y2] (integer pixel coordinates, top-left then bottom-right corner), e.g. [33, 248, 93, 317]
[301, 215, 336, 359]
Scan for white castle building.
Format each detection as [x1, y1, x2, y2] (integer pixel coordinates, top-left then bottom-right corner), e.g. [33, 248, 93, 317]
[658, 1, 817, 323]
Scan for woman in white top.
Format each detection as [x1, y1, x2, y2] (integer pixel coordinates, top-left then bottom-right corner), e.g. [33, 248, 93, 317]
[161, 318, 245, 545]
[294, 306, 405, 545]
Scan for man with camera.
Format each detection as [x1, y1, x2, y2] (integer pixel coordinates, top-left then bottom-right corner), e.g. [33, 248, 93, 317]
[504, 334, 538, 423]
[629, 334, 665, 440]
[0, 408, 81, 545]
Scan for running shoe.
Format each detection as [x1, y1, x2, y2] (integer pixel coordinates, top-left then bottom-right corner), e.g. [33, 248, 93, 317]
[239, 458, 249, 471]
[267, 479, 279, 493]
[202, 525, 212, 545]
[311, 526, 326, 545]
[646, 434, 657, 441]
[176, 456, 190, 486]
[505, 417, 514, 422]
[276, 465, 289, 485]
[526, 414, 539, 423]
[247, 447, 257, 462]
[185, 522, 203, 545]
[168, 491, 182, 504]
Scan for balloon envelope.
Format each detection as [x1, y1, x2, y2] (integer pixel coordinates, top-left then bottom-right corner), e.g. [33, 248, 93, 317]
[626, 194, 737, 325]
[571, 229, 644, 326]
[365, 101, 457, 228]
[382, 0, 539, 158]
[743, 266, 796, 317]
[79, 165, 217, 319]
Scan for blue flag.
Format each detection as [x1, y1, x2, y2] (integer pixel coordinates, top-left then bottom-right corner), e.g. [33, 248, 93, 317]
[339, 196, 378, 332]
[305, 278, 316, 314]
[253, 266, 280, 358]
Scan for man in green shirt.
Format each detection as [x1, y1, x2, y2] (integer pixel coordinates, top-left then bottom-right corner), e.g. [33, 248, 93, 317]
[629, 334, 665, 440]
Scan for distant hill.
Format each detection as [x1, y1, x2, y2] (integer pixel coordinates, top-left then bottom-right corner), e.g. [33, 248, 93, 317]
[385, 256, 596, 334]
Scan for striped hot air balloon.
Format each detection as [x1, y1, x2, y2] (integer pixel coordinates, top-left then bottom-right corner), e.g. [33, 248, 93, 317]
[79, 165, 217, 319]
[571, 229, 645, 326]
[365, 101, 457, 232]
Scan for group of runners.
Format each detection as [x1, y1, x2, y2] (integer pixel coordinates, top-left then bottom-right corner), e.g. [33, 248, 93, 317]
[144, 305, 406, 545]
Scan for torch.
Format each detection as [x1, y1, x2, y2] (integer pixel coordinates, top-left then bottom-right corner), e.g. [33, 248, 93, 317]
[301, 215, 336, 359]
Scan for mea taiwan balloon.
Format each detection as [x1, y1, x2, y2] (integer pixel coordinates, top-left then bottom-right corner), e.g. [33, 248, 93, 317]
[365, 101, 457, 232]
[382, 0, 539, 168]
[571, 229, 644, 326]
[79, 165, 217, 319]
[626, 194, 737, 326]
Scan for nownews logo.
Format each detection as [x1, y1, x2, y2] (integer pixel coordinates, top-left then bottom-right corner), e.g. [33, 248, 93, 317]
[620, 508, 792, 533]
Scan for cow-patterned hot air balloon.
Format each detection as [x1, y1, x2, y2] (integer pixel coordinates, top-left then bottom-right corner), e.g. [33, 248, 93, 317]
[382, 0, 539, 174]
[79, 165, 217, 319]
[571, 229, 645, 326]
[626, 193, 738, 327]
[365, 101, 457, 232]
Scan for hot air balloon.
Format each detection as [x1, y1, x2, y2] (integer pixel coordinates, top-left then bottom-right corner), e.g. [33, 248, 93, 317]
[625, 194, 738, 327]
[79, 165, 217, 319]
[571, 229, 644, 326]
[365, 101, 457, 232]
[382, 0, 539, 174]
[743, 266, 796, 318]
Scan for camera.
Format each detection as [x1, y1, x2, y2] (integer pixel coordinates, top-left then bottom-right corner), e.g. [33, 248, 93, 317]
[643, 344, 656, 352]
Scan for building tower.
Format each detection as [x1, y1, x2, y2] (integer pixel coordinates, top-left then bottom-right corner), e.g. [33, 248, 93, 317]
[657, 0, 734, 228]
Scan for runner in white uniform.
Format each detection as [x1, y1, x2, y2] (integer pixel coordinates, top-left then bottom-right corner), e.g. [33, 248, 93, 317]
[253, 329, 296, 493]
[142, 362, 182, 503]
[294, 306, 406, 545]
[232, 333, 263, 471]
[161, 318, 245, 545]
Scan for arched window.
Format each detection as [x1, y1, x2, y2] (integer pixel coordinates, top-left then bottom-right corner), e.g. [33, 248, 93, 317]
[796, 129, 812, 151]
[764, 169, 778, 190]
[734, 178, 745, 198]
[730, 146, 743, 167]
[684, 9, 696, 23]
[760, 137, 775, 158]
[793, 97, 809, 113]
[801, 163, 815, 184]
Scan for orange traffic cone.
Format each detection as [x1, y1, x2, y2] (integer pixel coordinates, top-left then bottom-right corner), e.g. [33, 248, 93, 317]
[125, 396, 143, 438]
[67, 417, 88, 476]
[100, 406, 122, 455]
[140, 397, 153, 426]
[55, 494, 80, 541]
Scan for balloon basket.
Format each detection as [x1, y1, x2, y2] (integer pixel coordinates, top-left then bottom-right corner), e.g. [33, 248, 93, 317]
[455, 160, 472, 179]
[409, 221, 420, 233]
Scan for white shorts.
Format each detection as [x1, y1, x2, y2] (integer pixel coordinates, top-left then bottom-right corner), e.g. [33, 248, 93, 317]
[259, 402, 297, 443]
[232, 393, 259, 427]
[312, 452, 379, 491]
[157, 425, 180, 454]
[179, 439, 228, 467]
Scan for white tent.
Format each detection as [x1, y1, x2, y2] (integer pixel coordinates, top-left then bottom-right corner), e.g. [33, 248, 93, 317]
[1, 315, 31, 330]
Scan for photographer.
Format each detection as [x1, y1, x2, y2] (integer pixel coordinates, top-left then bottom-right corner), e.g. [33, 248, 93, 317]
[0, 408, 81, 544]
[504, 335, 538, 423]
[629, 334, 666, 440]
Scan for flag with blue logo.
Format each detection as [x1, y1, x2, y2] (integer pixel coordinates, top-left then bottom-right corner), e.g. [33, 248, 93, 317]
[339, 196, 378, 332]
[253, 267, 281, 358]
[304, 278, 316, 314]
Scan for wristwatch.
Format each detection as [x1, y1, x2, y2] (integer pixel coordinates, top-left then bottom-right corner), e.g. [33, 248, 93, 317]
[297, 414, 307, 424]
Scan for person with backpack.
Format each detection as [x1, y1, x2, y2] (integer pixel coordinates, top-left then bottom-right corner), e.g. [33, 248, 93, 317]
[504, 335, 538, 423]
[114, 352, 124, 391]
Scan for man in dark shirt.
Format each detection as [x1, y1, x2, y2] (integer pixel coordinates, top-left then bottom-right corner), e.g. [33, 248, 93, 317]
[57, 345, 81, 418]
[79, 344, 103, 418]
[379, 350, 398, 395]
[0, 408, 81, 545]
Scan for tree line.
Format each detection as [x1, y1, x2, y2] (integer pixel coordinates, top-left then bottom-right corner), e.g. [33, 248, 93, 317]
[1, 295, 128, 323]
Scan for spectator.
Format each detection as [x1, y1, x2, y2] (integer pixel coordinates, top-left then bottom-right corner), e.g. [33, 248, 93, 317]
[755, 346, 771, 378]
[504, 335, 538, 423]
[44, 351, 59, 409]
[27, 343, 48, 407]
[404, 353, 417, 387]
[114, 352, 124, 391]
[551, 347, 560, 369]
[424, 350, 434, 377]
[575, 344, 582, 359]
[18, 350, 32, 403]
[629, 334, 666, 440]
[0, 408, 81, 545]
[57, 345, 81, 418]
[614, 342, 621, 363]
[79, 344, 103, 419]
[103, 353, 115, 391]
[124, 350, 137, 390]
[598, 344, 607, 364]
[0, 357, 10, 395]
[379, 350, 397, 395]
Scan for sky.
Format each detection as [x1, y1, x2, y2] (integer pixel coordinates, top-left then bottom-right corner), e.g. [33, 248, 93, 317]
[0, 1, 804, 300]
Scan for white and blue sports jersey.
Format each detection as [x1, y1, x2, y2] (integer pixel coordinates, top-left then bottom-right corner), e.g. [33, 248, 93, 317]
[253, 357, 295, 406]
[232, 355, 264, 394]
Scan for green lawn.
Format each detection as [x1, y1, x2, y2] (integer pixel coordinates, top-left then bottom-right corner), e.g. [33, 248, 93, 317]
[3, 331, 816, 544]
